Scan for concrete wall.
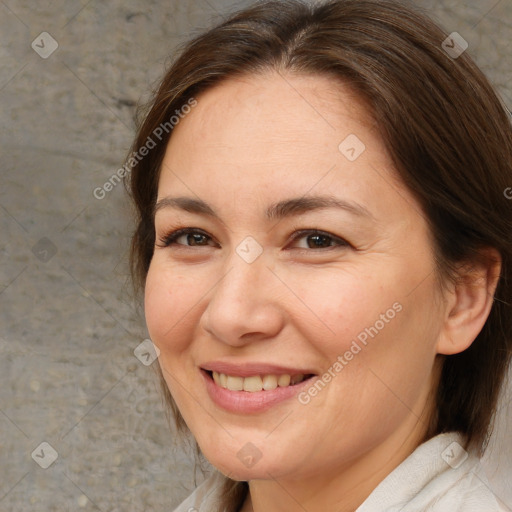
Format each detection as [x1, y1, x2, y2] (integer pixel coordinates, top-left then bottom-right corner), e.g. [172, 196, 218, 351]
[1, 0, 510, 510]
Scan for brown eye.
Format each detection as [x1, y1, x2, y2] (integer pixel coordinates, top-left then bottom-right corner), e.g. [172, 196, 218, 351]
[289, 230, 350, 250]
[305, 233, 334, 248]
[183, 232, 210, 246]
[159, 228, 216, 248]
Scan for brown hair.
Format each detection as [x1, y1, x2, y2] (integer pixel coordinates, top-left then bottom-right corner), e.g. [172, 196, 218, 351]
[127, 0, 512, 510]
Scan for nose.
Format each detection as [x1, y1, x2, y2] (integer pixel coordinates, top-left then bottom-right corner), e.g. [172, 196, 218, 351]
[199, 251, 285, 347]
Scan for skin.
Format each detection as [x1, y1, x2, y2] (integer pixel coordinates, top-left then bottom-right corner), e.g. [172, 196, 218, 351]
[144, 71, 500, 512]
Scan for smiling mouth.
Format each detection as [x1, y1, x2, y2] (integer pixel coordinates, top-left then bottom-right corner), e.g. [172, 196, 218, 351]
[205, 370, 316, 392]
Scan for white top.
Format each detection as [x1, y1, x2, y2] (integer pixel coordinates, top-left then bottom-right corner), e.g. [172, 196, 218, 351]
[172, 432, 507, 512]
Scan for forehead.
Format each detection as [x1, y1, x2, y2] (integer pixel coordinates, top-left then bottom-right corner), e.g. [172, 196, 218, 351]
[156, 71, 410, 224]
[172, 72, 374, 151]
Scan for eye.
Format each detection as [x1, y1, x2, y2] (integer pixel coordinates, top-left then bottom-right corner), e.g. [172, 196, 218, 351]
[157, 228, 217, 248]
[288, 229, 350, 250]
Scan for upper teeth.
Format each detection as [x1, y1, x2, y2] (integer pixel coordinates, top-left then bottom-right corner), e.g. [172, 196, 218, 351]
[212, 372, 306, 392]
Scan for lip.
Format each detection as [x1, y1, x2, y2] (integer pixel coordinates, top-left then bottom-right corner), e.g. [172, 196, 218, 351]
[200, 367, 317, 414]
[201, 361, 317, 377]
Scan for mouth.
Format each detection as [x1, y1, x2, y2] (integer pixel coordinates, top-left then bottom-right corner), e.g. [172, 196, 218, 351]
[204, 370, 316, 392]
[200, 365, 318, 413]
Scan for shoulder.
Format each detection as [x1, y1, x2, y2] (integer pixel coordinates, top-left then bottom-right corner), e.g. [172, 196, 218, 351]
[172, 471, 227, 512]
[357, 432, 504, 512]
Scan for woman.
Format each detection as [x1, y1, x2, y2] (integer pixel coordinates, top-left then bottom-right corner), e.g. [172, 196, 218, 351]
[127, 0, 512, 510]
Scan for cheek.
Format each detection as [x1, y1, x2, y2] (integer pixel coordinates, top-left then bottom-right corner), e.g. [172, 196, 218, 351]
[289, 262, 439, 389]
[144, 262, 205, 410]
[284, 265, 399, 351]
[144, 262, 199, 354]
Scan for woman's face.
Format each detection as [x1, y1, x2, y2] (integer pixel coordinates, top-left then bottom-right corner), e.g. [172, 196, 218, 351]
[145, 72, 447, 481]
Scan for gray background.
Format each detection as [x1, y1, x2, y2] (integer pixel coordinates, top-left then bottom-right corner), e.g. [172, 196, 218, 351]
[0, 0, 511, 511]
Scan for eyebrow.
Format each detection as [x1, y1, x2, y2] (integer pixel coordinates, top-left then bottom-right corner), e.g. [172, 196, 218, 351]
[154, 195, 374, 221]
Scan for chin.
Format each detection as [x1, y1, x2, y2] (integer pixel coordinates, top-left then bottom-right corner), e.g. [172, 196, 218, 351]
[213, 463, 273, 482]
[204, 447, 292, 482]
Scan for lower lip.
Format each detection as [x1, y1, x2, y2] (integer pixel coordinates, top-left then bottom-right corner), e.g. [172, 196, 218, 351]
[201, 369, 315, 414]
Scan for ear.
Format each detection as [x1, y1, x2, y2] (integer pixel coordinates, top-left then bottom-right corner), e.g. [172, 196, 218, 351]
[436, 248, 502, 356]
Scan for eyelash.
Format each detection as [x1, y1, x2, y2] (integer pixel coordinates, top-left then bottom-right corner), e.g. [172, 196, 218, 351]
[157, 227, 351, 251]
[157, 228, 212, 248]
